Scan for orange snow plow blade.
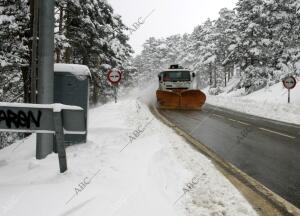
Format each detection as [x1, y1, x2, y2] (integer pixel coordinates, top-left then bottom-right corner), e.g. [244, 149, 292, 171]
[156, 90, 181, 109]
[181, 90, 206, 109]
[156, 90, 206, 110]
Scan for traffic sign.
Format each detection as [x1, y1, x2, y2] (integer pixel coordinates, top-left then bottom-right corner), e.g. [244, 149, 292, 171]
[282, 76, 297, 103]
[107, 69, 122, 103]
[283, 76, 297, 89]
[107, 70, 122, 84]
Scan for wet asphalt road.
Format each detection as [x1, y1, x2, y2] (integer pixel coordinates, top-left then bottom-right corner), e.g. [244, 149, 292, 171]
[159, 104, 300, 208]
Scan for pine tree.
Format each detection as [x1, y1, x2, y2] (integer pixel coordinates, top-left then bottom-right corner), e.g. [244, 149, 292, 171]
[0, 0, 30, 148]
[0, 0, 31, 103]
[232, 0, 300, 92]
[62, 0, 132, 104]
[214, 8, 236, 86]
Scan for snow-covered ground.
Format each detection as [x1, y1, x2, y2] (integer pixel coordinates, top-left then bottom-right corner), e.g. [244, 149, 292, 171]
[0, 84, 257, 216]
[205, 77, 300, 125]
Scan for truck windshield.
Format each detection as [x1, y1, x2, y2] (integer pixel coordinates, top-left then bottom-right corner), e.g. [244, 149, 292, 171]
[163, 71, 191, 82]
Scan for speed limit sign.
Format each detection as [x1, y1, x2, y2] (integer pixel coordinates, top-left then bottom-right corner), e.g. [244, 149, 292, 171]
[107, 70, 122, 84]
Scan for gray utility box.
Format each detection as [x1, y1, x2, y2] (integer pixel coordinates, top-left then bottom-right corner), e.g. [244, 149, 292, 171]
[54, 64, 91, 146]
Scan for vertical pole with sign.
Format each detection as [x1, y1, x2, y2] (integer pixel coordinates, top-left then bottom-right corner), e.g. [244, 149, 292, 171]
[114, 84, 118, 103]
[283, 76, 297, 104]
[107, 69, 122, 103]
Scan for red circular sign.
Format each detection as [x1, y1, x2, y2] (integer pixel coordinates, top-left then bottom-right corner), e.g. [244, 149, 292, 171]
[283, 76, 297, 89]
[107, 70, 122, 84]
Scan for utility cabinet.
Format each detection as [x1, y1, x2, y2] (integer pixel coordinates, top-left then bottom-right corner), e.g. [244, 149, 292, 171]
[54, 64, 90, 145]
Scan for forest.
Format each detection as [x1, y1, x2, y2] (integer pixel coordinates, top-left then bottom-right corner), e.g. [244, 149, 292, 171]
[1, 0, 300, 147]
[133, 0, 300, 95]
[0, 0, 134, 148]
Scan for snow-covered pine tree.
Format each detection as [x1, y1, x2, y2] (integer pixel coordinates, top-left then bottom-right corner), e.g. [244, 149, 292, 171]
[269, 0, 300, 79]
[214, 8, 236, 86]
[0, 0, 31, 103]
[234, 0, 279, 91]
[0, 0, 30, 148]
[198, 19, 218, 88]
[54, 0, 70, 63]
[137, 37, 166, 81]
[176, 33, 194, 69]
[63, 0, 132, 104]
[164, 34, 182, 65]
[187, 21, 215, 87]
[231, 0, 300, 92]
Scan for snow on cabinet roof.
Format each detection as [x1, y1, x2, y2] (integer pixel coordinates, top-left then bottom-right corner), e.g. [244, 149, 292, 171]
[0, 102, 83, 112]
[162, 69, 191, 72]
[54, 63, 91, 77]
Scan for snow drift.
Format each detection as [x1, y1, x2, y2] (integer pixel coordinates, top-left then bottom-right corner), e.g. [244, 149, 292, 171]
[0, 95, 257, 216]
[205, 77, 300, 125]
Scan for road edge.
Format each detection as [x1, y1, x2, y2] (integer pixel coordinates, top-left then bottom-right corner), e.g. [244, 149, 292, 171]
[150, 105, 300, 216]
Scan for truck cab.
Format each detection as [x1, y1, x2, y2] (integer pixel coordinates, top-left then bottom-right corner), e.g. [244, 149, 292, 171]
[158, 65, 195, 91]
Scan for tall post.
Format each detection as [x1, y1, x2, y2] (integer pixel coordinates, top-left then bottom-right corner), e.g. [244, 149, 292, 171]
[53, 111, 67, 173]
[31, 0, 39, 103]
[224, 68, 227, 87]
[36, 0, 55, 159]
[114, 85, 118, 103]
[288, 89, 290, 104]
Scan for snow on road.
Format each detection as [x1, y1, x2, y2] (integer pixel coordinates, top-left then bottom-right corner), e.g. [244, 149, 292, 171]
[0, 88, 257, 215]
[205, 78, 300, 125]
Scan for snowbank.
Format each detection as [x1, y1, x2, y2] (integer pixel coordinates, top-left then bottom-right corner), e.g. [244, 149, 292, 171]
[206, 78, 300, 125]
[0, 96, 257, 215]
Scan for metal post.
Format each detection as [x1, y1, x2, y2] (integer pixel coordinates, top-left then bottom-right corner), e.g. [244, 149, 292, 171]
[36, 0, 55, 159]
[31, 0, 39, 103]
[114, 85, 117, 103]
[288, 89, 290, 104]
[53, 111, 67, 173]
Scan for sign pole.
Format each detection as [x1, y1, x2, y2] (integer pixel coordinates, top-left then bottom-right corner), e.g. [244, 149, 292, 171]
[107, 69, 122, 103]
[36, 0, 55, 159]
[114, 85, 117, 103]
[283, 76, 296, 104]
[30, 0, 39, 104]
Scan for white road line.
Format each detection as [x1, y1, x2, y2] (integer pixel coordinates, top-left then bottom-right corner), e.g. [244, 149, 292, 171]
[228, 118, 251, 126]
[212, 114, 223, 118]
[236, 120, 250, 126]
[259, 127, 296, 139]
[228, 118, 237, 122]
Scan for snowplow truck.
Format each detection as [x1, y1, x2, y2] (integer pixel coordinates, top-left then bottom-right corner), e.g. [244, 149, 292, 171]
[156, 65, 206, 109]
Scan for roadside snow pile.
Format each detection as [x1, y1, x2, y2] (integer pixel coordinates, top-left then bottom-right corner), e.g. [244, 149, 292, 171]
[0, 98, 257, 216]
[206, 78, 300, 125]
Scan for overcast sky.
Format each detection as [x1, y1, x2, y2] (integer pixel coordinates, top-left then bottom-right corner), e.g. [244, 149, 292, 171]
[108, 0, 237, 55]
